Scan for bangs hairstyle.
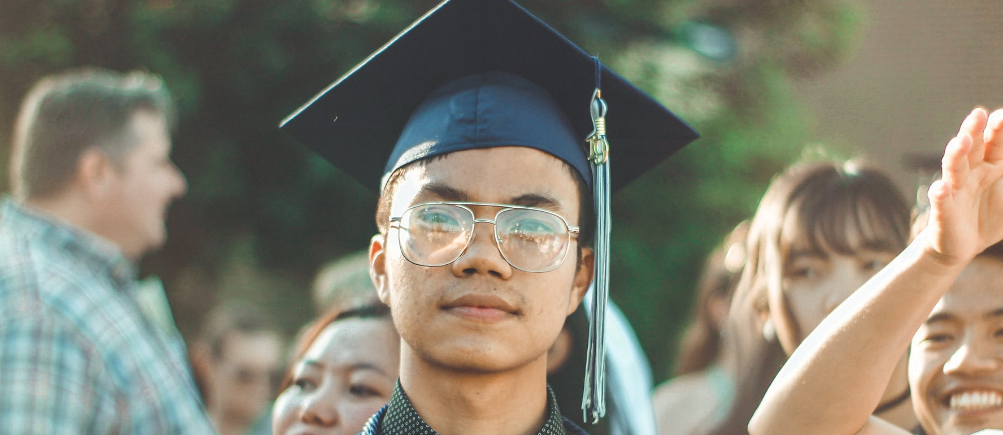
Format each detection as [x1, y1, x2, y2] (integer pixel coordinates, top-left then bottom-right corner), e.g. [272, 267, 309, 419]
[718, 160, 911, 434]
[777, 161, 909, 259]
[740, 160, 910, 311]
[278, 304, 392, 393]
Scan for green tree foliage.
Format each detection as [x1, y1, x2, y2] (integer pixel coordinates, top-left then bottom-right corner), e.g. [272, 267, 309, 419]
[0, 0, 861, 381]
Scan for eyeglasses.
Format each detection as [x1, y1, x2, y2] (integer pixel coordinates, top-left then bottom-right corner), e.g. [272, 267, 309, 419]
[389, 202, 580, 273]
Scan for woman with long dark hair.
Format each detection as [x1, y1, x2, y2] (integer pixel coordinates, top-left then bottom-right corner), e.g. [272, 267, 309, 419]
[716, 160, 919, 434]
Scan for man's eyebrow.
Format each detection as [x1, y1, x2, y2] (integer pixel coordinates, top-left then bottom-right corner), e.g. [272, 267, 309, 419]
[508, 193, 563, 211]
[350, 362, 389, 375]
[925, 312, 958, 325]
[416, 183, 468, 201]
[984, 307, 1003, 320]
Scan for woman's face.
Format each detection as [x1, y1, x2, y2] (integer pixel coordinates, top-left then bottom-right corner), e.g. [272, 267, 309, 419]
[272, 317, 400, 435]
[770, 245, 896, 354]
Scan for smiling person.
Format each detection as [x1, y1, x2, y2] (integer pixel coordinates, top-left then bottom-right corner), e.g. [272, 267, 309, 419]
[272, 305, 400, 435]
[716, 160, 920, 434]
[910, 238, 1003, 434]
[0, 69, 213, 433]
[278, 0, 697, 433]
[749, 107, 1003, 435]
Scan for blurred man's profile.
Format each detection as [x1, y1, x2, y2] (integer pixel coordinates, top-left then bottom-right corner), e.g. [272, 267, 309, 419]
[0, 68, 213, 434]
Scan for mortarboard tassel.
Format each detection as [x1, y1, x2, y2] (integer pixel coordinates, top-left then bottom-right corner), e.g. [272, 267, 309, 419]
[583, 57, 610, 424]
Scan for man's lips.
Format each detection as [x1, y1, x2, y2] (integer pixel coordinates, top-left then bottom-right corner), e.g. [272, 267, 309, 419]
[442, 293, 519, 321]
[941, 387, 1003, 413]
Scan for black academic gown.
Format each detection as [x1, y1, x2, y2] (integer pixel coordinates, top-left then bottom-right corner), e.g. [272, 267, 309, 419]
[357, 405, 592, 435]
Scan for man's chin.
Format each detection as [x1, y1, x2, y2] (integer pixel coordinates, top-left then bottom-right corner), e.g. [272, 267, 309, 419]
[429, 348, 520, 373]
[418, 341, 541, 374]
[937, 412, 1003, 435]
[145, 229, 168, 252]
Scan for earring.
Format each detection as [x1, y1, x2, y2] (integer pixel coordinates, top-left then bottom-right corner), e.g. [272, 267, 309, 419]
[762, 319, 776, 342]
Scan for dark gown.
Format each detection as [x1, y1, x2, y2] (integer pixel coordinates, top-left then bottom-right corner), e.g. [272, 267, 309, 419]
[358, 381, 591, 435]
[357, 406, 591, 435]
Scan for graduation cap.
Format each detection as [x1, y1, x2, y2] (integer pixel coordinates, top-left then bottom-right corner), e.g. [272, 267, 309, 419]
[281, 0, 698, 423]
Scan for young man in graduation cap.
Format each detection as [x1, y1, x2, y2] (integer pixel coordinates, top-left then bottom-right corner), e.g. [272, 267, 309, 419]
[281, 0, 697, 434]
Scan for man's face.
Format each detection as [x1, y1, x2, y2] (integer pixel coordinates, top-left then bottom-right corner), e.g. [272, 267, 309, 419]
[371, 147, 593, 373]
[911, 257, 1003, 435]
[211, 331, 284, 424]
[100, 109, 187, 259]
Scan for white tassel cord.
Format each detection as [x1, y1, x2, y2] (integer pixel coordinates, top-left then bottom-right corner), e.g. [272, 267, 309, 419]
[583, 157, 610, 424]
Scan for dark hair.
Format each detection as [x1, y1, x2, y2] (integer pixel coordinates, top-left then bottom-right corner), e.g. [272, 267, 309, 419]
[674, 220, 749, 376]
[10, 68, 174, 199]
[375, 152, 595, 250]
[278, 304, 392, 393]
[196, 302, 278, 359]
[718, 160, 911, 434]
[733, 160, 910, 343]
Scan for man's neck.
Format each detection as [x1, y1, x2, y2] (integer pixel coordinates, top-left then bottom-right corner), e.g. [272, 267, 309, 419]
[399, 348, 551, 435]
[24, 195, 91, 233]
[209, 408, 253, 435]
[23, 195, 136, 261]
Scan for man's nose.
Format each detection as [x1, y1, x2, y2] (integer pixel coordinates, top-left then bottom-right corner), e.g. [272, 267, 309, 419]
[171, 161, 188, 198]
[451, 220, 513, 279]
[943, 335, 1002, 376]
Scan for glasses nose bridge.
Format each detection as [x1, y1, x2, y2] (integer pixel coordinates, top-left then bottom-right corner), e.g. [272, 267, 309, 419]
[469, 216, 502, 244]
[471, 216, 499, 227]
[466, 204, 504, 233]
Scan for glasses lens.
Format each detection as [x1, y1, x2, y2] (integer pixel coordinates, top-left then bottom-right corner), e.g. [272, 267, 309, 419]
[399, 204, 473, 266]
[496, 208, 569, 272]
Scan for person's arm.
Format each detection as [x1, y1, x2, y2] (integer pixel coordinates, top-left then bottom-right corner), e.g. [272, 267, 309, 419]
[0, 303, 103, 434]
[749, 108, 1003, 435]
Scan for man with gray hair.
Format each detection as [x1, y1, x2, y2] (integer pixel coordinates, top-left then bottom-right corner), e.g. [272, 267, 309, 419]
[0, 68, 215, 434]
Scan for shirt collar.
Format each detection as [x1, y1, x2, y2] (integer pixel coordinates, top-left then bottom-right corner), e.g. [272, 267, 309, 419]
[0, 196, 136, 287]
[379, 380, 568, 435]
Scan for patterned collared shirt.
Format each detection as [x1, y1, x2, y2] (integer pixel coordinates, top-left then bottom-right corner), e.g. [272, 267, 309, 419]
[0, 198, 216, 434]
[372, 381, 586, 435]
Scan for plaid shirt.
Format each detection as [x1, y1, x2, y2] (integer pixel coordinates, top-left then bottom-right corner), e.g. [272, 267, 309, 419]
[0, 198, 216, 434]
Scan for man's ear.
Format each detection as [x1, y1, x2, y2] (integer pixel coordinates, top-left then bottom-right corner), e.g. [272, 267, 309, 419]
[370, 233, 391, 306]
[76, 148, 115, 200]
[567, 247, 595, 316]
[187, 344, 215, 388]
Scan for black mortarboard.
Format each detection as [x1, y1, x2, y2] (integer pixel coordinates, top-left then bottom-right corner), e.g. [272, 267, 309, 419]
[281, 0, 698, 423]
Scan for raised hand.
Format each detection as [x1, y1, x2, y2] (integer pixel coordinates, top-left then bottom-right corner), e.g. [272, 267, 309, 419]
[926, 108, 1003, 266]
